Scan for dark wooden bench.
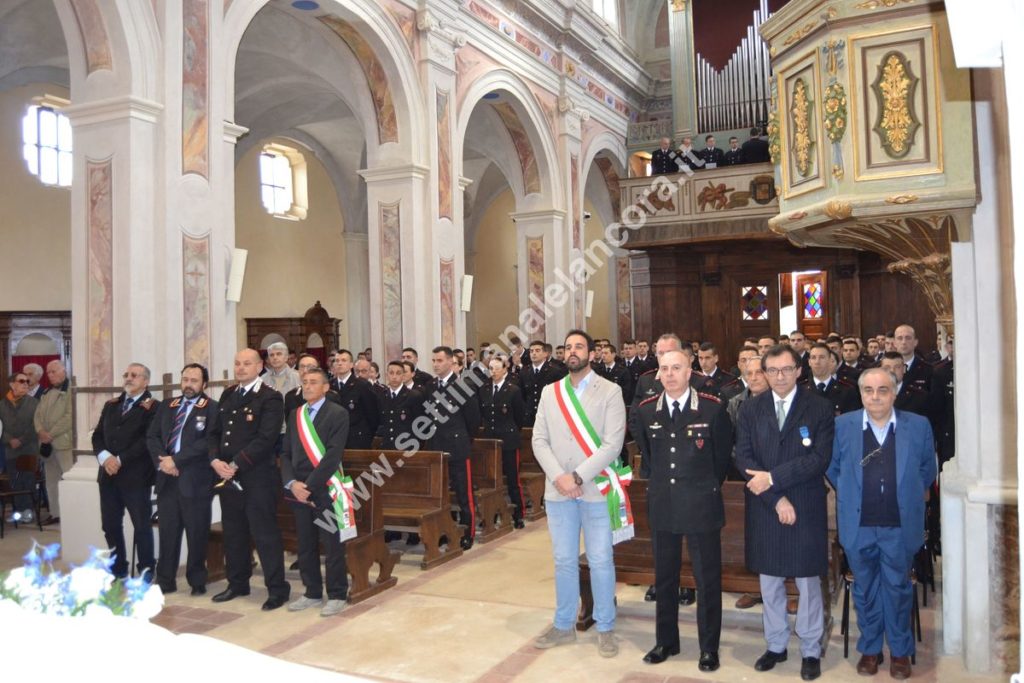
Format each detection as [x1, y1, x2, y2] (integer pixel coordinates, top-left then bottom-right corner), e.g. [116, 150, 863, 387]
[462, 438, 514, 542]
[345, 449, 464, 569]
[577, 480, 835, 653]
[517, 428, 547, 521]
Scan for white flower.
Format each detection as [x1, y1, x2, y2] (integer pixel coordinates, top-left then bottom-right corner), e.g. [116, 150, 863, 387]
[67, 567, 113, 604]
[2, 568, 34, 600]
[129, 585, 164, 620]
[84, 603, 115, 618]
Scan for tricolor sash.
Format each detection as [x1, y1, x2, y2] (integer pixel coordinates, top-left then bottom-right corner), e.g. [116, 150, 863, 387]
[552, 376, 634, 544]
[296, 405, 357, 542]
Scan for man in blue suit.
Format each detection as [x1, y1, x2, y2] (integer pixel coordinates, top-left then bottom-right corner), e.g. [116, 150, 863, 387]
[828, 367, 936, 680]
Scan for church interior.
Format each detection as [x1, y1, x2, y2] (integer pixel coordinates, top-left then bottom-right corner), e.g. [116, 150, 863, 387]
[0, 0, 1022, 680]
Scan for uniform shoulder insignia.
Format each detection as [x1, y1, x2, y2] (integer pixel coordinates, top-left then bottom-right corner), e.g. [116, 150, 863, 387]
[638, 395, 659, 407]
[697, 391, 722, 404]
[225, 383, 239, 393]
[169, 398, 182, 408]
[196, 397, 208, 408]
[140, 397, 155, 410]
[837, 378, 856, 388]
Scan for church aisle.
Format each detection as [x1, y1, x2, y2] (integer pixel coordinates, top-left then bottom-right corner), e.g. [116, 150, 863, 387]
[0, 521, 1004, 683]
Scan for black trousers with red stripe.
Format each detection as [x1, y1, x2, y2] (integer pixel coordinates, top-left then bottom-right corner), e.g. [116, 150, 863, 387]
[502, 447, 526, 522]
[449, 456, 475, 538]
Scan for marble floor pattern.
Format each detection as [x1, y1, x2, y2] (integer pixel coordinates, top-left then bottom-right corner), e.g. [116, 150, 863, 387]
[0, 519, 1007, 683]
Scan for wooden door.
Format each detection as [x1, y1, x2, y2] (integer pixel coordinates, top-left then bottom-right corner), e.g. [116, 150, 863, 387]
[796, 272, 828, 340]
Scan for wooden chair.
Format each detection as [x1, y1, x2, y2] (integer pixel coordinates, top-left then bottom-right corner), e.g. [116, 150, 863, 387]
[840, 558, 921, 663]
[0, 455, 44, 538]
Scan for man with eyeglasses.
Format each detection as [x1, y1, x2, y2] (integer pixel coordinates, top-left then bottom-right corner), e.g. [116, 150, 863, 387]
[827, 367, 936, 679]
[735, 345, 834, 681]
[1, 372, 40, 523]
[92, 363, 158, 579]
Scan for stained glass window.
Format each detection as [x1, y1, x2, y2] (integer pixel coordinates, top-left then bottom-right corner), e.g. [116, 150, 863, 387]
[803, 283, 823, 319]
[742, 285, 769, 321]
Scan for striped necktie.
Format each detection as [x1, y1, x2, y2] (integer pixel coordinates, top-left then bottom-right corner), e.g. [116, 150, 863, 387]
[166, 399, 191, 453]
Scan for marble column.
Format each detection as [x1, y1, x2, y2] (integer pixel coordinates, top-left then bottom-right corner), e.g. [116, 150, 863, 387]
[509, 210, 571, 346]
[668, 0, 697, 139]
[342, 232, 371, 350]
[557, 98, 588, 335]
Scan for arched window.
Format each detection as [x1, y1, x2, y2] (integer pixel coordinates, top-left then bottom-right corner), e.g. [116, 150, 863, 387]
[22, 96, 72, 187]
[259, 142, 308, 220]
[592, 0, 619, 32]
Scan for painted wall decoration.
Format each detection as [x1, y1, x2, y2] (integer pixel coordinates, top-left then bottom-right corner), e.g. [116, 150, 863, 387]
[594, 157, 622, 218]
[87, 160, 113, 422]
[319, 15, 399, 145]
[779, 51, 825, 198]
[182, 235, 211, 367]
[527, 237, 546, 339]
[439, 258, 456, 347]
[182, 0, 209, 178]
[380, 202, 403, 363]
[615, 257, 632, 342]
[437, 89, 453, 219]
[491, 102, 541, 195]
[383, 0, 417, 54]
[69, 0, 113, 73]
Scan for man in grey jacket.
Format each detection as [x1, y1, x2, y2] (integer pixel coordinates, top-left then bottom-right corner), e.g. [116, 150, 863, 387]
[34, 361, 73, 524]
[531, 329, 626, 658]
[1, 371, 39, 522]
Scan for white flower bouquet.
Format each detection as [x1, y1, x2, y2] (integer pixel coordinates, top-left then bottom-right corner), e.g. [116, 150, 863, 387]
[0, 541, 163, 619]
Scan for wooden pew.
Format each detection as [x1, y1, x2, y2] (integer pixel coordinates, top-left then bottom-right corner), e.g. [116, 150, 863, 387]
[517, 428, 547, 521]
[466, 438, 514, 543]
[339, 465, 401, 603]
[345, 448, 464, 569]
[577, 480, 835, 653]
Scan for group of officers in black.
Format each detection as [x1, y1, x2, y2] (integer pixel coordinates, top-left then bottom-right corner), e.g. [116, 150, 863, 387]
[649, 127, 772, 175]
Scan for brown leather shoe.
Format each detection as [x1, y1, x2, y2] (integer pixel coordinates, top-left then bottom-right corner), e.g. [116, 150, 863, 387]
[787, 596, 798, 615]
[890, 655, 912, 679]
[856, 652, 883, 675]
[735, 593, 763, 609]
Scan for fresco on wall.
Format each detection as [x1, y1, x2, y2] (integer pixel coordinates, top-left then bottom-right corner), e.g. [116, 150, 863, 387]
[595, 157, 622, 219]
[527, 237, 546, 339]
[183, 0, 209, 178]
[87, 160, 113, 422]
[380, 202, 404, 363]
[320, 15, 399, 145]
[69, 0, 112, 73]
[492, 102, 541, 195]
[440, 258, 456, 347]
[437, 89, 453, 219]
[183, 235, 211, 367]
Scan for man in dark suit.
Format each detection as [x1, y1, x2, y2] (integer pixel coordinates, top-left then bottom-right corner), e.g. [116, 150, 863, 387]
[879, 353, 931, 417]
[620, 340, 645, 388]
[520, 341, 565, 426]
[695, 342, 738, 397]
[735, 345, 834, 681]
[211, 348, 291, 611]
[650, 137, 684, 174]
[741, 127, 771, 163]
[146, 363, 219, 595]
[634, 350, 733, 671]
[699, 135, 726, 169]
[837, 338, 865, 384]
[480, 355, 527, 528]
[724, 136, 744, 165]
[284, 354, 341, 416]
[426, 346, 483, 550]
[281, 368, 351, 617]
[804, 344, 862, 415]
[93, 363, 159, 580]
[827, 368, 936, 680]
[330, 349, 380, 448]
[376, 360, 424, 449]
[597, 344, 633, 405]
[933, 339, 954, 467]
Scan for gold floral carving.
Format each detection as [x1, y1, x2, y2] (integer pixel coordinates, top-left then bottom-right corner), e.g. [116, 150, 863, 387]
[832, 165, 845, 179]
[823, 82, 847, 143]
[784, 22, 817, 46]
[671, 0, 687, 11]
[767, 107, 782, 166]
[823, 200, 853, 220]
[872, 52, 920, 158]
[886, 194, 919, 204]
[790, 78, 815, 178]
[832, 214, 955, 333]
[855, 0, 915, 9]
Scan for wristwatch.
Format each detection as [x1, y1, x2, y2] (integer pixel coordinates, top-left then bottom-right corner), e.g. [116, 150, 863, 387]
[572, 471, 583, 486]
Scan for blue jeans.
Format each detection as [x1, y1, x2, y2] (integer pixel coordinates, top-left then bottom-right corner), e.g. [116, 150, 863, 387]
[546, 498, 616, 632]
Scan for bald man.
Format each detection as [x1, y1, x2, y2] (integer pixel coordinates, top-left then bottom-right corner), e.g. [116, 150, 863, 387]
[211, 348, 291, 611]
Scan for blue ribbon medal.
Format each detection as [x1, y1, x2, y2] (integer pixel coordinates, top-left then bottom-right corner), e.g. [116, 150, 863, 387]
[799, 426, 811, 447]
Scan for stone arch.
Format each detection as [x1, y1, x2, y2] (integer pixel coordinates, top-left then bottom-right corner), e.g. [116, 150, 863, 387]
[222, 0, 424, 166]
[456, 69, 562, 212]
[581, 130, 628, 227]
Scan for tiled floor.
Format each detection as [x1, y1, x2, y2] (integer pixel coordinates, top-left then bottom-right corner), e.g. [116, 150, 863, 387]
[0, 518, 1010, 682]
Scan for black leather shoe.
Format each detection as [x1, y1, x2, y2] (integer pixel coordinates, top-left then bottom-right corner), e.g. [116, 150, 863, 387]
[459, 535, 474, 551]
[644, 585, 656, 602]
[211, 587, 250, 603]
[699, 651, 720, 672]
[262, 595, 287, 611]
[642, 644, 680, 664]
[754, 649, 788, 671]
[159, 584, 177, 594]
[800, 657, 821, 680]
[679, 587, 696, 605]
[190, 585, 206, 596]
[513, 518, 525, 529]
